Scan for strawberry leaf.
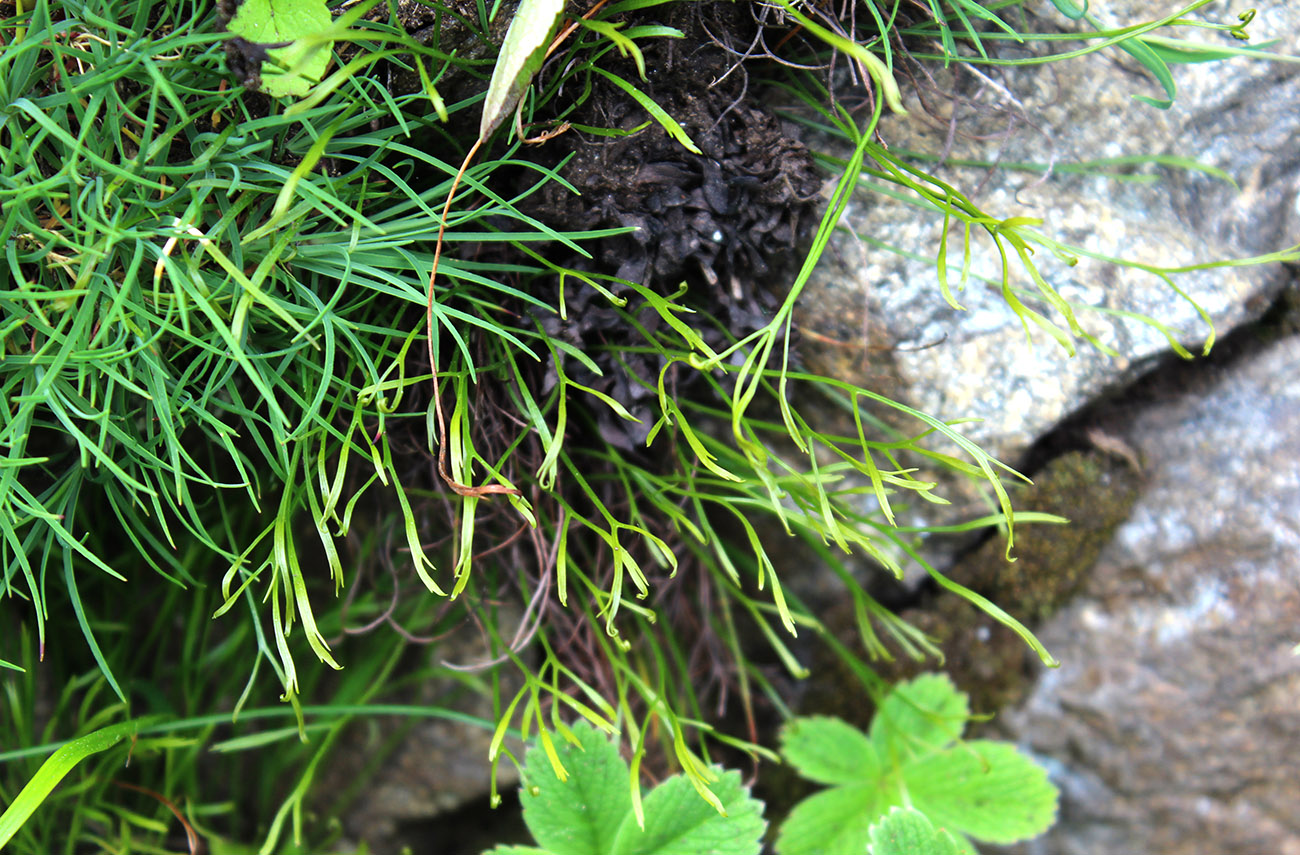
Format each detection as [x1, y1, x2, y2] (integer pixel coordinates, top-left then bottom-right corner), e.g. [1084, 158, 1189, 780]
[518, 723, 633, 855]
[611, 769, 765, 855]
[778, 676, 1058, 854]
[866, 807, 965, 855]
[905, 741, 1059, 844]
[869, 673, 968, 763]
[505, 722, 764, 855]
[780, 716, 881, 787]
[225, 0, 332, 97]
[774, 784, 888, 855]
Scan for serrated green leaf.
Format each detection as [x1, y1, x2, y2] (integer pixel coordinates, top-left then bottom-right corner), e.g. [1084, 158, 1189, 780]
[227, 0, 333, 98]
[774, 784, 886, 855]
[484, 848, 554, 855]
[611, 769, 765, 855]
[481, 0, 567, 143]
[519, 722, 633, 855]
[780, 716, 881, 786]
[905, 741, 1059, 844]
[511, 723, 764, 855]
[866, 808, 965, 855]
[779, 677, 1056, 854]
[869, 674, 968, 763]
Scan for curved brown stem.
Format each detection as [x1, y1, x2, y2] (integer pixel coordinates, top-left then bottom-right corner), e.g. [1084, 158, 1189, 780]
[425, 136, 521, 498]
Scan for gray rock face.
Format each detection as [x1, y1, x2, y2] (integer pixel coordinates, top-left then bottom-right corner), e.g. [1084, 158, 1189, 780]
[797, 0, 1300, 459]
[790, 8, 1300, 851]
[996, 333, 1300, 855]
[311, 620, 527, 851]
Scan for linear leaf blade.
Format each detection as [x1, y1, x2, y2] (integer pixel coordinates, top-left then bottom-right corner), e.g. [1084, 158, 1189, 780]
[0, 720, 149, 847]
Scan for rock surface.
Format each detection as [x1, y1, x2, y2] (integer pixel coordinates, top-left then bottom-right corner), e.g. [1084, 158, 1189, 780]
[797, 0, 1300, 460]
[790, 9, 1300, 850]
[887, 450, 1144, 718]
[994, 331, 1300, 855]
[311, 621, 527, 852]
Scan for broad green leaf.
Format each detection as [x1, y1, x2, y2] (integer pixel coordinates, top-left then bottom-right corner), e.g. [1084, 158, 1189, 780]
[779, 677, 1057, 853]
[227, 0, 333, 97]
[508, 723, 764, 855]
[780, 716, 881, 786]
[866, 808, 965, 855]
[774, 784, 887, 855]
[869, 674, 968, 763]
[610, 769, 765, 855]
[484, 848, 554, 855]
[0, 719, 150, 847]
[519, 721, 633, 855]
[906, 741, 1059, 844]
[481, 0, 567, 143]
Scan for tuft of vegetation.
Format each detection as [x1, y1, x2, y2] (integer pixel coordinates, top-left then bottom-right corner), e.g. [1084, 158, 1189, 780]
[1, 0, 1295, 851]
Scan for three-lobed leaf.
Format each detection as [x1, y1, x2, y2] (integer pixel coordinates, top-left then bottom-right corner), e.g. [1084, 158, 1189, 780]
[777, 675, 1058, 855]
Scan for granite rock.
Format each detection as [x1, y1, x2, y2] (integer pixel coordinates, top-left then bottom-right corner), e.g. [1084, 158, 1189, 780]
[995, 332, 1300, 855]
[797, 0, 1300, 459]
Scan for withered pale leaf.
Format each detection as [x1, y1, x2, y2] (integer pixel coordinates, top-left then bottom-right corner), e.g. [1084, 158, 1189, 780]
[480, 0, 568, 143]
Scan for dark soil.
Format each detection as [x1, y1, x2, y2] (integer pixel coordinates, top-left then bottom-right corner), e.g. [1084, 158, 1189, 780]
[494, 2, 829, 451]
[518, 2, 825, 310]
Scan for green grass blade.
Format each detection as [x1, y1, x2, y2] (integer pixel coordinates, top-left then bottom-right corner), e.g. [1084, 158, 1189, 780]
[0, 718, 151, 848]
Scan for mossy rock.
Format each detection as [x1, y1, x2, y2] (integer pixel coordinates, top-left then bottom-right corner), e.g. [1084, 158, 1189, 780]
[801, 449, 1144, 726]
[911, 449, 1144, 713]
